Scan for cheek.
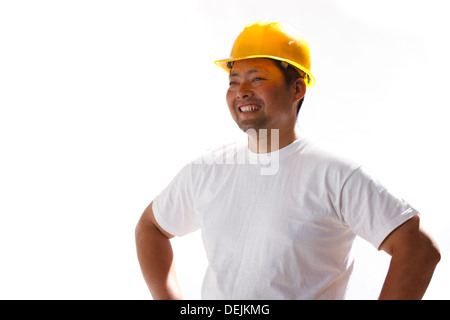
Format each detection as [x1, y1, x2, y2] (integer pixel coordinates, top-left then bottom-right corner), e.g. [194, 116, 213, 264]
[263, 86, 290, 108]
[226, 89, 235, 110]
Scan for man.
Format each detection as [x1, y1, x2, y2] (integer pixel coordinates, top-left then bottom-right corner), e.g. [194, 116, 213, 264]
[135, 20, 440, 299]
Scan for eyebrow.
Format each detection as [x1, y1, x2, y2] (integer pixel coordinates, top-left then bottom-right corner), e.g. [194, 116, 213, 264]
[229, 69, 262, 78]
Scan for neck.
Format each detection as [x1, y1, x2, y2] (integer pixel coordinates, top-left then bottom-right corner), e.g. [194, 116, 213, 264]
[247, 125, 300, 154]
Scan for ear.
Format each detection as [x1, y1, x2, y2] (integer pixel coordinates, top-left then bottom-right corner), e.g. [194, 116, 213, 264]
[292, 77, 306, 103]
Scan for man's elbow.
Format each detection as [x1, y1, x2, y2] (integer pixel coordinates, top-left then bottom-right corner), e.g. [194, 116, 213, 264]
[417, 234, 441, 270]
[425, 244, 441, 267]
[409, 216, 441, 268]
[135, 211, 154, 244]
[135, 219, 144, 242]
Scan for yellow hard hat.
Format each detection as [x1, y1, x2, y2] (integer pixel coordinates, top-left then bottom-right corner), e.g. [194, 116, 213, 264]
[215, 20, 315, 88]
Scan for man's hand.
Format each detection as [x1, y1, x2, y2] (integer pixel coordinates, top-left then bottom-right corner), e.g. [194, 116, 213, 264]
[378, 214, 440, 300]
[135, 202, 183, 299]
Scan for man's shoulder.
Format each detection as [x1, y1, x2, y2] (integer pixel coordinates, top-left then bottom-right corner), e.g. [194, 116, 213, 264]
[190, 140, 247, 166]
[294, 139, 362, 175]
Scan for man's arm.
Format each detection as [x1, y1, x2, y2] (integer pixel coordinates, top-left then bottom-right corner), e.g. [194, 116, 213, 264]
[378, 214, 440, 300]
[135, 202, 183, 299]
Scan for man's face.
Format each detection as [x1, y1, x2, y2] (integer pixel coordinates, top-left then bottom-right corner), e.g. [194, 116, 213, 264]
[226, 58, 301, 133]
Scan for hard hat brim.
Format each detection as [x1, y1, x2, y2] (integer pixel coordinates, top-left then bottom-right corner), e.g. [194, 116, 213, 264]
[214, 55, 315, 88]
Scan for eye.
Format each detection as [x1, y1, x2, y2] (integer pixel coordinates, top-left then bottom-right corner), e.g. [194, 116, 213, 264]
[252, 77, 265, 82]
[229, 81, 238, 86]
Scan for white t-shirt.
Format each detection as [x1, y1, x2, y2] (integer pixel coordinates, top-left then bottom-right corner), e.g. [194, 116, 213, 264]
[152, 138, 417, 299]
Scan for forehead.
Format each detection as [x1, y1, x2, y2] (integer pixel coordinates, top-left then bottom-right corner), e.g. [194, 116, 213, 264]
[229, 58, 278, 77]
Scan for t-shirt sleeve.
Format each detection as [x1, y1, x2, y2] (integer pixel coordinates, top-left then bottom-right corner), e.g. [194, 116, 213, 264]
[339, 166, 418, 249]
[152, 163, 200, 237]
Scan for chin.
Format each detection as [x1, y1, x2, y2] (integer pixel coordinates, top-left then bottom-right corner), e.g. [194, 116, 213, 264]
[236, 120, 255, 132]
[237, 121, 269, 133]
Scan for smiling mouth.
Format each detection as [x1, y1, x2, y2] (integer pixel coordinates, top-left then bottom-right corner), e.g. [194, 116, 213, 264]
[239, 104, 261, 112]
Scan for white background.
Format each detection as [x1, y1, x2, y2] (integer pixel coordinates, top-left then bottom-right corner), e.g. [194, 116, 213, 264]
[1, 0, 449, 299]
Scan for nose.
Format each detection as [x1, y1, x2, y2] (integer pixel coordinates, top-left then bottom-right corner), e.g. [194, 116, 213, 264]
[236, 82, 253, 100]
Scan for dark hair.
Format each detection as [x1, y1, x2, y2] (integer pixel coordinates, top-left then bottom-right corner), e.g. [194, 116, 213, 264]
[271, 59, 305, 117]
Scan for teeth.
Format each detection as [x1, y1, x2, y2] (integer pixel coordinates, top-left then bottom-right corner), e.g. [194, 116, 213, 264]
[240, 105, 260, 112]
